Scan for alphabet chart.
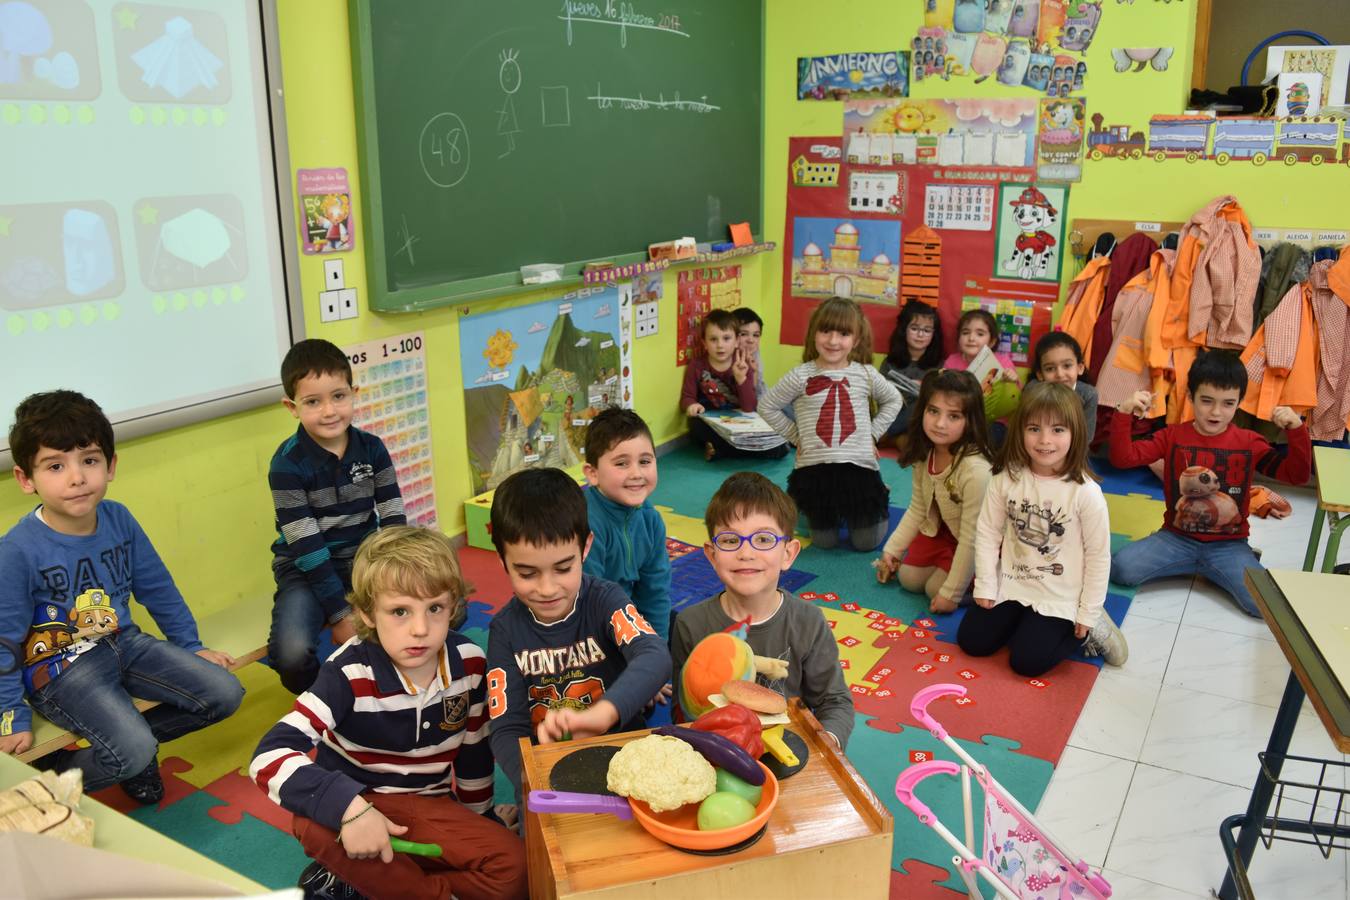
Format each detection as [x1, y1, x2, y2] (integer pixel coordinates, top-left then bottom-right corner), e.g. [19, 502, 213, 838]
[676, 265, 742, 365]
[343, 331, 439, 528]
[924, 184, 995, 231]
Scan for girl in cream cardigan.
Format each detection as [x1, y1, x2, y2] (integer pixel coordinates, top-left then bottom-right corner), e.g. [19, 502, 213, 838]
[876, 369, 994, 613]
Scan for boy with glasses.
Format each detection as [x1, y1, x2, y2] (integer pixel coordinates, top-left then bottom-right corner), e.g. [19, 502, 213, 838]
[670, 472, 853, 749]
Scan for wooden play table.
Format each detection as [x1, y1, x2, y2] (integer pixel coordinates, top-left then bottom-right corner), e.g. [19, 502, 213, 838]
[521, 700, 893, 899]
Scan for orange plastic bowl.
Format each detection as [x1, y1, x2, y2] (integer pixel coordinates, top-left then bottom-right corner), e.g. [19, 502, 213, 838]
[628, 761, 779, 851]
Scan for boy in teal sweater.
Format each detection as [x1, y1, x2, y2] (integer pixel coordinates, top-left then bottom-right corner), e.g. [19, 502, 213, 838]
[581, 408, 672, 641]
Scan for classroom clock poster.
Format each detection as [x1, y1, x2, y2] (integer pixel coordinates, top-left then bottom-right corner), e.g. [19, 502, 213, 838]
[343, 331, 439, 528]
[458, 283, 632, 495]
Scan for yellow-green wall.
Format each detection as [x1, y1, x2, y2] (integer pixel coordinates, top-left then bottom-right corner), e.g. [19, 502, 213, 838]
[2, 2, 1340, 620]
[761, 0, 1347, 377]
[0, 0, 767, 619]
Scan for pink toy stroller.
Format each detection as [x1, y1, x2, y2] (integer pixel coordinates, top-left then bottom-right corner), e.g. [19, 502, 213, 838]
[895, 684, 1113, 900]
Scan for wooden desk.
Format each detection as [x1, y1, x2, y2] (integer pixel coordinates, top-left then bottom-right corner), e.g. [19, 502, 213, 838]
[0, 753, 265, 895]
[521, 701, 893, 900]
[1303, 445, 1350, 573]
[1218, 569, 1350, 900]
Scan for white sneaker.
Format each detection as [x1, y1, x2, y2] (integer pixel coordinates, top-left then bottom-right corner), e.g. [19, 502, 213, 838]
[1083, 616, 1128, 666]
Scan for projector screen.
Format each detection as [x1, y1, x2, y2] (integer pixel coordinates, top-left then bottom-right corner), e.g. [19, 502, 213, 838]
[0, 0, 299, 468]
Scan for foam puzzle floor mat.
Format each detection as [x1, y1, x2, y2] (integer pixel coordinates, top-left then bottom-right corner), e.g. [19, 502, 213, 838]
[120, 443, 1153, 895]
[668, 538, 816, 611]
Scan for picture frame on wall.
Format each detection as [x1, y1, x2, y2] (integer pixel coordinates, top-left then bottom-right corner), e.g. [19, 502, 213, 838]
[993, 183, 1068, 283]
[1264, 44, 1350, 109]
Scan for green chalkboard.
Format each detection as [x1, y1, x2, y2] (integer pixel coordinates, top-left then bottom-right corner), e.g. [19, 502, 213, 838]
[349, 1, 764, 312]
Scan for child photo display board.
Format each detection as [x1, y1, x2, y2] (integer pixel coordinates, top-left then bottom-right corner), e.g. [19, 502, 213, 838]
[781, 135, 1053, 356]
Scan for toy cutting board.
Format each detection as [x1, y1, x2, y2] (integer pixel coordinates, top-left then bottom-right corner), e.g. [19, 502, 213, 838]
[520, 701, 892, 899]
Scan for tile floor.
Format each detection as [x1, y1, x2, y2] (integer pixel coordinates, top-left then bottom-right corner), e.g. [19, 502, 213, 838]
[1035, 484, 1350, 899]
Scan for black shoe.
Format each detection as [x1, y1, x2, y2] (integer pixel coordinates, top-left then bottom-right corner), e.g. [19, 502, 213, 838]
[298, 861, 367, 900]
[121, 760, 164, 805]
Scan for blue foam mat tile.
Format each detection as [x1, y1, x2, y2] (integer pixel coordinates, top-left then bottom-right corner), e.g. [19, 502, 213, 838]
[669, 551, 816, 612]
[1094, 458, 1165, 500]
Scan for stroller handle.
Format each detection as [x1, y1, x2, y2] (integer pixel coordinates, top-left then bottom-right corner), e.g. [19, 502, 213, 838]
[895, 759, 960, 824]
[910, 683, 967, 740]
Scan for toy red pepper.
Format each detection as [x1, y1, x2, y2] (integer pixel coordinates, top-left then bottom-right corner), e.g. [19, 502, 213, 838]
[690, 703, 764, 758]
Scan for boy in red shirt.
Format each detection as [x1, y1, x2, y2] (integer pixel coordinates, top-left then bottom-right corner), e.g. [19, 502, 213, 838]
[1109, 351, 1311, 616]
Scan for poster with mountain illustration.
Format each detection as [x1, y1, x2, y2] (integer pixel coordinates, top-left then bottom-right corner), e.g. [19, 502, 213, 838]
[458, 284, 632, 493]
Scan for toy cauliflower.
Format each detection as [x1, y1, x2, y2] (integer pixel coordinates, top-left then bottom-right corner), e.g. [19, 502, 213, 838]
[606, 734, 716, 812]
[679, 628, 789, 719]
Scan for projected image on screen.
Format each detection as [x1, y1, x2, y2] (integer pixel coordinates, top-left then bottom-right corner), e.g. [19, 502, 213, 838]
[0, 0, 290, 454]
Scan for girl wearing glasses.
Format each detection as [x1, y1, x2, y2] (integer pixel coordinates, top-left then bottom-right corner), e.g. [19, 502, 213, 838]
[876, 369, 993, 613]
[880, 301, 946, 444]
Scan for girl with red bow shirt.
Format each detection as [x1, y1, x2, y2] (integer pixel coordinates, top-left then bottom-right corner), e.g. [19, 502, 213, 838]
[760, 297, 902, 551]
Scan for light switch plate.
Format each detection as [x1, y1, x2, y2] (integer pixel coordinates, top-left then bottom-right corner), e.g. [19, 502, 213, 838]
[324, 259, 345, 290]
[319, 289, 342, 323]
[338, 288, 359, 320]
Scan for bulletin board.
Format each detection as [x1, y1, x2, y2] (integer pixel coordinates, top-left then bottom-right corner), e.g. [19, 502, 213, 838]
[780, 135, 1057, 359]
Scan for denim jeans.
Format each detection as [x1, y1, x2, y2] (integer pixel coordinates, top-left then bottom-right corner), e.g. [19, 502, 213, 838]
[1111, 529, 1263, 617]
[268, 558, 352, 694]
[28, 628, 244, 792]
[883, 404, 913, 440]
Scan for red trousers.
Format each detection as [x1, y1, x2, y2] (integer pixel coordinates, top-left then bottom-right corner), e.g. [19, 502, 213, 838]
[293, 793, 528, 900]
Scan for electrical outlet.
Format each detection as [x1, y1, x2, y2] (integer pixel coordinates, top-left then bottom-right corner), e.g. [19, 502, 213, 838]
[338, 288, 359, 320]
[319, 289, 342, 323]
[324, 259, 345, 290]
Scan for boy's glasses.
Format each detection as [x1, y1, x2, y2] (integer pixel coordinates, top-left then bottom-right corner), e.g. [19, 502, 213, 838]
[712, 531, 789, 552]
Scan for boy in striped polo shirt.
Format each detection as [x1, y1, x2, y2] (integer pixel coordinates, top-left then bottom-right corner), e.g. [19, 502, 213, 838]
[250, 526, 526, 900]
[268, 339, 405, 694]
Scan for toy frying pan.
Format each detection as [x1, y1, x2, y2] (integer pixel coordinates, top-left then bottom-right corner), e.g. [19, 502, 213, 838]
[529, 760, 779, 851]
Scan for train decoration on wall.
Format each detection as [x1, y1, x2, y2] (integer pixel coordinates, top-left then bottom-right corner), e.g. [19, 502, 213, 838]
[1086, 111, 1350, 166]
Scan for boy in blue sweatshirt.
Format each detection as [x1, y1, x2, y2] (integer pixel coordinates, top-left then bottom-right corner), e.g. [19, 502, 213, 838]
[580, 408, 672, 641]
[268, 339, 405, 694]
[486, 468, 671, 798]
[251, 526, 525, 900]
[0, 391, 242, 803]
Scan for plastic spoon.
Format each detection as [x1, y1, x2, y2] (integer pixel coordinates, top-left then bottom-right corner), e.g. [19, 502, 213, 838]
[527, 790, 634, 819]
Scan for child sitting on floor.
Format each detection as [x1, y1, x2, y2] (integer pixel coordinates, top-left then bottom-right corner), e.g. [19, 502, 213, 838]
[682, 309, 787, 461]
[1109, 350, 1311, 617]
[759, 297, 902, 551]
[944, 309, 1022, 428]
[877, 369, 994, 614]
[880, 301, 946, 444]
[731, 307, 769, 403]
[250, 526, 526, 900]
[960, 382, 1127, 676]
[1032, 331, 1098, 442]
[581, 407, 671, 643]
[486, 468, 670, 799]
[671, 472, 853, 749]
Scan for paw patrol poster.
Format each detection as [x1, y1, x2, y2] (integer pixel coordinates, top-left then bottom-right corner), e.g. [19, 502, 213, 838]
[994, 183, 1068, 282]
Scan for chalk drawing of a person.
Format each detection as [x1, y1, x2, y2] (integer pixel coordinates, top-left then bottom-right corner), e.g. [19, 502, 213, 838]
[498, 48, 522, 158]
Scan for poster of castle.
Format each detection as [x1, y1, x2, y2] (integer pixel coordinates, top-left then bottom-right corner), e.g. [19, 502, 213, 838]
[458, 284, 632, 494]
[789, 217, 901, 305]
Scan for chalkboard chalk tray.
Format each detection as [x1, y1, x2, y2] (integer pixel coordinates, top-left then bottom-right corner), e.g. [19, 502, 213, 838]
[349, 0, 764, 312]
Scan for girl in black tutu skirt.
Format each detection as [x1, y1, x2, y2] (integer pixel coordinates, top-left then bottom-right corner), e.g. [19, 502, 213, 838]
[760, 297, 903, 550]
